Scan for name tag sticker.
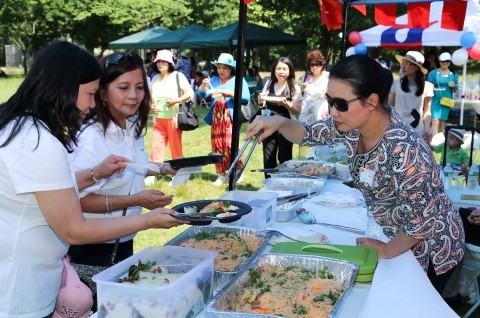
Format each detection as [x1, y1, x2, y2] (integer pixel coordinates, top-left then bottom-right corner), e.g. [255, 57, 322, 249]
[360, 167, 375, 187]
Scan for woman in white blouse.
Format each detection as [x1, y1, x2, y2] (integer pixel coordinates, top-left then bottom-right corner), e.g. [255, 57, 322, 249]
[389, 51, 434, 141]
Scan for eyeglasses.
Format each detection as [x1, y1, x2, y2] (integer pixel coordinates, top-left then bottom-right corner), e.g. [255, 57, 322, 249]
[401, 61, 413, 66]
[325, 93, 364, 112]
[104, 53, 144, 70]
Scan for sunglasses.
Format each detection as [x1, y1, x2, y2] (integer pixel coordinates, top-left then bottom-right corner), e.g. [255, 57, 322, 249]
[325, 93, 364, 112]
[104, 53, 144, 70]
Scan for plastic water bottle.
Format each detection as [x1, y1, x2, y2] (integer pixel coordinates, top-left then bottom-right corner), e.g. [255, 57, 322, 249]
[443, 163, 453, 190]
[467, 165, 479, 190]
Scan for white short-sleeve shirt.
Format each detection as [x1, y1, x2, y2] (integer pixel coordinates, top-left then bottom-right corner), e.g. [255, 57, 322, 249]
[391, 79, 434, 136]
[0, 120, 75, 317]
[69, 118, 149, 243]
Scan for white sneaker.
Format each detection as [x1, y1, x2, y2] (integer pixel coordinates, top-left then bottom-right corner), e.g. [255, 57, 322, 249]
[145, 176, 155, 186]
[212, 175, 227, 186]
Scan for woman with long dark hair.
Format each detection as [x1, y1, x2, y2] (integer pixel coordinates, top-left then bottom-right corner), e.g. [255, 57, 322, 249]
[258, 57, 301, 176]
[388, 51, 434, 141]
[0, 42, 187, 317]
[247, 55, 464, 294]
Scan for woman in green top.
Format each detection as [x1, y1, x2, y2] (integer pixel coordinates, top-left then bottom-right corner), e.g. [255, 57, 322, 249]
[150, 49, 193, 163]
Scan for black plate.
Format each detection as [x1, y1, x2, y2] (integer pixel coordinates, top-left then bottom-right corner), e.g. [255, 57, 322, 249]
[172, 200, 252, 226]
[165, 154, 223, 170]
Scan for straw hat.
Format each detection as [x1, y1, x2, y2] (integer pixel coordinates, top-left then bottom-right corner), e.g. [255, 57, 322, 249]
[154, 50, 174, 65]
[211, 53, 236, 69]
[395, 51, 428, 75]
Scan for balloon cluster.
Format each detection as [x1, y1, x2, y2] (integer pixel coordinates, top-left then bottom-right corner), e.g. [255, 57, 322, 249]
[346, 31, 365, 57]
[452, 31, 479, 65]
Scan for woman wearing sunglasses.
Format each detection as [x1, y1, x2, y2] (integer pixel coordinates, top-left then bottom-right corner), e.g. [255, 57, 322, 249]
[246, 54, 464, 294]
[388, 51, 434, 142]
[68, 52, 185, 302]
[0, 42, 188, 317]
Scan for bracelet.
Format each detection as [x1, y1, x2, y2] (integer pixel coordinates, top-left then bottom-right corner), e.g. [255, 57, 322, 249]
[90, 167, 101, 183]
[158, 163, 166, 175]
[105, 195, 109, 213]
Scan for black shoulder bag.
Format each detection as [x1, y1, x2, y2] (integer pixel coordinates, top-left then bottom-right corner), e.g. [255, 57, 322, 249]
[175, 72, 199, 131]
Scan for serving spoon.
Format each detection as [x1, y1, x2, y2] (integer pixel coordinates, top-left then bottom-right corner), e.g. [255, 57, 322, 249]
[295, 208, 365, 235]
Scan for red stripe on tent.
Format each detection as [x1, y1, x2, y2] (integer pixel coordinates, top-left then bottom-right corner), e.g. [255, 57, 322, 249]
[318, 0, 344, 31]
[382, 42, 423, 50]
[243, 0, 256, 4]
[375, 4, 397, 27]
[407, 3, 431, 28]
[353, 4, 367, 16]
[441, 0, 468, 31]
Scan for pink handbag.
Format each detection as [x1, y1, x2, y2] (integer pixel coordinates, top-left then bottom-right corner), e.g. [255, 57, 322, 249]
[53, 256, 93, 318]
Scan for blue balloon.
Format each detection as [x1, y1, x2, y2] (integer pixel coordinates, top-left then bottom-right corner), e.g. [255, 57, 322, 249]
[354, 43, 367, 55]
[460, 32, 477, 49]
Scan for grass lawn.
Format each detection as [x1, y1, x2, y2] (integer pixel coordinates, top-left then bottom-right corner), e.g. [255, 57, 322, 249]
[2, 74, 480, 316]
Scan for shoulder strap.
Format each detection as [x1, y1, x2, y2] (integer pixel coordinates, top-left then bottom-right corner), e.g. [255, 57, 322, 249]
[175, 72, 181, 98]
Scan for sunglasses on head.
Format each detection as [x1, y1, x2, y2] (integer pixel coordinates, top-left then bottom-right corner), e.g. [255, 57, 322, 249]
[325, 93, 364, 112]
[104, 52, 144, 70]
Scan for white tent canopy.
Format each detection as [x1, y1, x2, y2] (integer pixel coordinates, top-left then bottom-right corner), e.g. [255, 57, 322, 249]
[360, 0, 480, 48]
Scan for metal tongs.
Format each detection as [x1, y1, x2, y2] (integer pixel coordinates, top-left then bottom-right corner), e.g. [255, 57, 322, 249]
[226, 109, 272, 185]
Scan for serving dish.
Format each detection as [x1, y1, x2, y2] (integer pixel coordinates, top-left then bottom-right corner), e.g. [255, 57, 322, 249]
[172, 200, 252, 226]
[165, 226, 273, 291]
[165, 154, 223, 169]
[206, 253, 359, 317]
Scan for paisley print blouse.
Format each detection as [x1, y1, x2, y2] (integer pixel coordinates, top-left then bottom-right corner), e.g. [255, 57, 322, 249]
[302, 109, 464, 275]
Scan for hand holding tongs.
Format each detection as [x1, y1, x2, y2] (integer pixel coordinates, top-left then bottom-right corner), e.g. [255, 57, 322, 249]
[226, 109, 271, 185]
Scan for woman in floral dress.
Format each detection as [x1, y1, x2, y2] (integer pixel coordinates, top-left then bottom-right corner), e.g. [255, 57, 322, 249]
[246, 55, 464, 294]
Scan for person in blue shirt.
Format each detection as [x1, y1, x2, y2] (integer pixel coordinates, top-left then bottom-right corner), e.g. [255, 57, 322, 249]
[175, 51, 191, 82]
[197, 53, 250, 186]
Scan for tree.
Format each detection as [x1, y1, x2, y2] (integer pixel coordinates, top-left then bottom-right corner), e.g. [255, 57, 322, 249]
[0, 0, 67, 73]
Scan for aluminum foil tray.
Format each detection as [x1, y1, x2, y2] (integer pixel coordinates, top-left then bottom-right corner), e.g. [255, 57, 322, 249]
[206, 253, 359, 318]
[164, 226, 273, 292]
[276, 200, 302, 222]
[277, 160, 335, 176]
[262, 177, 325, 195]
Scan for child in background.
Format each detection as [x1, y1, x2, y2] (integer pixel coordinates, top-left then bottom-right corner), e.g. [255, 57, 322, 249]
[430, 129, 469, 174]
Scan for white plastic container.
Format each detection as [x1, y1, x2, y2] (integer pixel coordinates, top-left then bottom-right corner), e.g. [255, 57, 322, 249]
[217, 190, 277, 229]
[92, 246, 215, 318]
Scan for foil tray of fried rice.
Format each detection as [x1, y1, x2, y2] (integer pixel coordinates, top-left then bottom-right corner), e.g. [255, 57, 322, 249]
[206, 253, 359, 318]
[164, 226, 273, 292]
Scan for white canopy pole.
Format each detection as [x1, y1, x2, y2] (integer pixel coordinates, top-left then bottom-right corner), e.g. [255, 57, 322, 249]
[460, 62, 467, 125]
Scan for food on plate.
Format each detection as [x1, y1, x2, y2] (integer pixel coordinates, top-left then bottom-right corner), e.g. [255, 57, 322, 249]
[180, 232, 262, 271]
[184, 206, 198, 215]
[200, 200, 239, 213]
[117, 260, 183, 287]
[216, 211, 237, 218]
[278, 161, 334, 175]
[231, 264, 343, 318]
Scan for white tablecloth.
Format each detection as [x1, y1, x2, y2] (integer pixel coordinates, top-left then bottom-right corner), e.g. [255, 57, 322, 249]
[446, 186, 480, 210]
[91, 178, 460, 318]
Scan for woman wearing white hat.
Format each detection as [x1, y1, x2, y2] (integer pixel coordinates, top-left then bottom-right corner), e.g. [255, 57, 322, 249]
[427, 52, 459, 137]
[389, 51, 434, 141]
[198, 53, 250, 186]
[150, 50, 193, 169]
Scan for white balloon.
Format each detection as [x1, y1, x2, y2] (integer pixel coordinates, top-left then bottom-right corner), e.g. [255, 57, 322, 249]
[452, 48, 469, 66]
[345, 47, 356, 57]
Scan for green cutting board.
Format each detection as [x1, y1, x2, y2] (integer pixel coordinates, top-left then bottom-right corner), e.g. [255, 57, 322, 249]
[270, 242, 378, 282]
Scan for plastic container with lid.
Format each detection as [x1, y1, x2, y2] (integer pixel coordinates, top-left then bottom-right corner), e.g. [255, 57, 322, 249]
[216, 190, 278, 229]
[92, 246, 215, 318]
